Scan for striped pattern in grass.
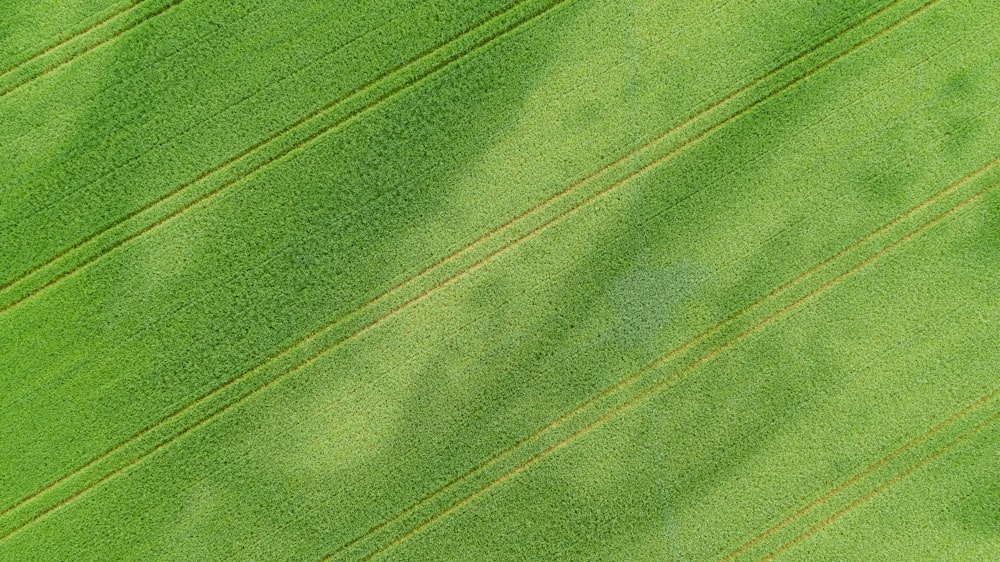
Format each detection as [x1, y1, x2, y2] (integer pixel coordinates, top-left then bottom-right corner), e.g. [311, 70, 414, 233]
[2, 0, 1000, 559]
[0, 0, 912, 531]
[0, 0, 181, 99]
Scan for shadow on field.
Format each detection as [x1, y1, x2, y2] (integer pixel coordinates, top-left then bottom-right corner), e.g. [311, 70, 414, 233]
[254, 2, 904, 560]
[131, 1, 585, 559]
[10, 0, 1000, 559]
[0, 1, 574, 558]
[267, 0, 870, 559]
[323, 0, 1000, 558]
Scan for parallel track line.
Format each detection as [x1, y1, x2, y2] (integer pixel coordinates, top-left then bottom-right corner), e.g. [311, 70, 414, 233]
[364, 171, 1000, 562]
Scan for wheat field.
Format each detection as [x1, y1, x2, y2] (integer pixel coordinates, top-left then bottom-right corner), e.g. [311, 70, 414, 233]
[1, 0, 999, 560]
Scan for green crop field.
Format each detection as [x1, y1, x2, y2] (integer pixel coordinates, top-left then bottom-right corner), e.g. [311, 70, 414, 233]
[2, 0, 999, 559]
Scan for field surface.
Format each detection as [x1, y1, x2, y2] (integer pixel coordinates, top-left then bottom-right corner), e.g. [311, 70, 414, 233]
[2, 0, 999, 560]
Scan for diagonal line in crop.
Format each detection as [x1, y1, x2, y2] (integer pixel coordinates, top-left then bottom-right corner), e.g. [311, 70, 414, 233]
[2, 0, 932, 541]
[0, 0, 279, 218]
[0, 0, 909, 314]
[334, 151, 1000, 562]
[0, 0, 564, 521]
[761, 405, 1000, 561]
[0, 1, 145, 80]
[721, 396, 1000, 560]
[0, 0, 441, 249]
[0, 0, 561, 316]
[11, 0, 964, 431]
[0, 0, 183, 100]
[0, 0, 942, 545]
[0, 0, 571, 542]
[719, 361, 1000, 558]
[300, 31, 1000, 547]
[0, 0, 723, 288]
[0, 0, 894, 308]
[0, 9, 386, 296]
[361, 167, 1000, 562]
[322, 0, 962, 555]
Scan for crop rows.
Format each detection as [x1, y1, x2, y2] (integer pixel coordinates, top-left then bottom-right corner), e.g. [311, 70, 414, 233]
[3, 0, 999, 559]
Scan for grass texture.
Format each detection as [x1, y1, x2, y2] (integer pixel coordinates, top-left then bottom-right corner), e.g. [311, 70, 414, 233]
[2, 0, 1000, 559]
